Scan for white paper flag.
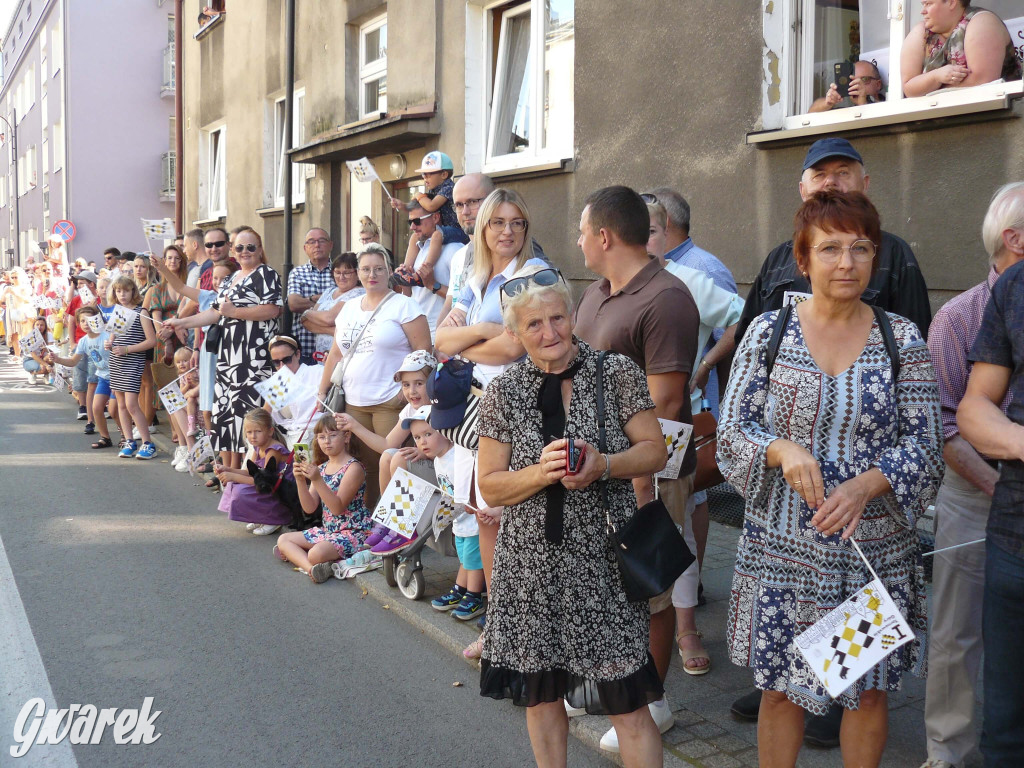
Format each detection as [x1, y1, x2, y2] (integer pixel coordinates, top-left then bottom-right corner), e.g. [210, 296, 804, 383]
[371, 467, 438, 539]
[77, 287, 96, 303]
[795, 577, 915, 698]
[187, 435, 215, 476]
[105, 305, 136, 336]
[32, 294, 62, 311]
[655, 418, 695, 480]
[85, 314, 104, 334]
[141, 218, 176, 239]
[431, 495, 458, 541]
[52, 371, 70, 392]
[345, 157, 381, 183]
[783, 291, 812, 307]
[158, 380, 188, 415]
[20, 328, 45, 354]
[255, 366, 303, 411]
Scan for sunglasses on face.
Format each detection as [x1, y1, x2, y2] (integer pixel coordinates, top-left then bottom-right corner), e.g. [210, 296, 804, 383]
[499, 268, 563, 307]
[205, 240, 227, 249]
[271, 352, 296, 368]
[233, 244, 258, 254]
[409, 215, 435, 226]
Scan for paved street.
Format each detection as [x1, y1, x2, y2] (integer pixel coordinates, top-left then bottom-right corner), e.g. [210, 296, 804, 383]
[0, 357, 606, 768]
[0, 356, 983, 768]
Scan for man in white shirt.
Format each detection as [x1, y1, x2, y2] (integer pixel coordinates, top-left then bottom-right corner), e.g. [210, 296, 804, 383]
[399, 204, 458, 337]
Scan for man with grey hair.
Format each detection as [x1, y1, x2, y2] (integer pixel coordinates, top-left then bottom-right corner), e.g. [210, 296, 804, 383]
[287, 227, 335, 364]
[920, 182, 1024, 768]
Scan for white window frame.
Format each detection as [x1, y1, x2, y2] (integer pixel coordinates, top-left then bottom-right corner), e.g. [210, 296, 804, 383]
[52, 119, 63, 171]
[472, 0, 575, 175]
[358, 14, 387, 119]
[754, 0, 1024, 142]
[200, 123, 227, 219]
[271, 89, 305, 207]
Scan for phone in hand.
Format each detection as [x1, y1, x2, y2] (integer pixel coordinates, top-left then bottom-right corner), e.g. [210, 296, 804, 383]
[565, 435, 586, 475]
[834, 61, 854, 98]
[293, 442, 310, 464]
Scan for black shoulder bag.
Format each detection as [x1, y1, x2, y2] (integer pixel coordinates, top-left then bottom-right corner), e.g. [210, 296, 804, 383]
[597, 351, 695, 603]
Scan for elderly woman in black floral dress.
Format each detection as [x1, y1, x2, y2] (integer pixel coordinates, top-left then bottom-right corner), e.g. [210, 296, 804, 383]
[476, 266, 668, 768]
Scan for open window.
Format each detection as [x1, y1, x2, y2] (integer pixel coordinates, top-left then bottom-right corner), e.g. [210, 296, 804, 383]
[359, 14, 387, 119]
[478, 0, 574, 173]
[754, 0, 1023, 141]
[272, 90, 305, 207]
[200, 124, 227, 219]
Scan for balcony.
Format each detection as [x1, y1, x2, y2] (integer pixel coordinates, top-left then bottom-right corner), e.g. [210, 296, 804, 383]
[161, 151, 176, 201]
[161, 44, 175, 97]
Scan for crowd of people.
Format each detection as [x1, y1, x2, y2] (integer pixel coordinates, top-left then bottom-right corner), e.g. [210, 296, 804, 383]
[1, 136, 1023, 768]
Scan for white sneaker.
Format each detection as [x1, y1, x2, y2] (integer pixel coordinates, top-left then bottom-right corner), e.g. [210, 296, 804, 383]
[245, 523, 259, 531]
[26, 372, 37, 384]
[564, 699, 587, 717]
[599, 697, 674, 754]
[252, 524, 281, 536]
[132, 427, 142, 441]
[173, 446, 189, 472]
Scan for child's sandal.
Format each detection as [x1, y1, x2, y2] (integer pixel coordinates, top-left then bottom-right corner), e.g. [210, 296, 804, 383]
[91, 436, 113, 449]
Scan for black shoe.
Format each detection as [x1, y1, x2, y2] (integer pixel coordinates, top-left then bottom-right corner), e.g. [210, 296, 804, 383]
[697, 580, 707, 607]
[151, 414, 159, 427]
[730, 689, 762, 722]
[77, 406, 88, 420]
[84, 422, 96, 435]
[803, 703, 842, 748]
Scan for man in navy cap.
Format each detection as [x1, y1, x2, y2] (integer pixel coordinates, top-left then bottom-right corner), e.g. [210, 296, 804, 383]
[735, 137, 931, 345]
[730, 136, 932, 747]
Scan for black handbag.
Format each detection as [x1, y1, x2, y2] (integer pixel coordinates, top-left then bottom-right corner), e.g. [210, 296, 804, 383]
[204, 322, 224, 354]
[597, 351, 695, 603]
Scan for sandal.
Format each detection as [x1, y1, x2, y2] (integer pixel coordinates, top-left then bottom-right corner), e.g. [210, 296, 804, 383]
[197, 462, 213, 474]
[677, 630, 711, 676]
[463, 635, 485, 660]
[205, 477, 221, 490]
[91, 436, 113, 449]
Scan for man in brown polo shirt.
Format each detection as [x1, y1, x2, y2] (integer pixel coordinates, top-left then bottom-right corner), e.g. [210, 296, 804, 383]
[574, 185, 705, 753]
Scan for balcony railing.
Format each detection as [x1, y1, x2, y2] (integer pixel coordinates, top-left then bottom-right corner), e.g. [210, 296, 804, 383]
[161, 151, 176, 200]
[161, 44, 175, 96]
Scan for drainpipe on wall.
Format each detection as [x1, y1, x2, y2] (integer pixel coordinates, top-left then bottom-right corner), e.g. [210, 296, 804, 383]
[59, 0, 69, 246]
[175, 0, 183, 234]
[281, 0, 296, 335]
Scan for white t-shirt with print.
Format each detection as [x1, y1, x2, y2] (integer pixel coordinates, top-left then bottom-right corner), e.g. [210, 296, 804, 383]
[436, 447, 477, 537]
[333, 293, 425, 407]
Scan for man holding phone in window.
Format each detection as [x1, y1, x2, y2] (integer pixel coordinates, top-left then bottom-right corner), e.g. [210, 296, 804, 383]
[809, 60, 885, 112]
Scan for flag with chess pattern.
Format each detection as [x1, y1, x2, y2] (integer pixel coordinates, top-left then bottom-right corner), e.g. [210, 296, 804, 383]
[187, 435, 215, 476]
[85, 314, 104, 334]
[345, 157, 381, 184]
[77, 287, 96, 304]
[141, 218, 176, 239]
[20, 328, 45, 354]
[255, 366, 305, 411]
[104, 305, 137, 336]
[655, 418, 694, 480]
[158, 380, 188, 415]
[371, 467, 438, 539]
[795, 578, 915, 698]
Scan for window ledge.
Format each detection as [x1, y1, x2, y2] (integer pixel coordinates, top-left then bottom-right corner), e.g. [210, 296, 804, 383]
[256, 202, 306, 218]
[480, 156, 575, 181]
[193, 14, 224, 41]
[748, 80, 1023, 144]
[193, 215, 226, 227]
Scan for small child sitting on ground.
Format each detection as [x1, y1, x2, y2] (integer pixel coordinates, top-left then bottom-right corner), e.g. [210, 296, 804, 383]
[275, 413, 372, 583]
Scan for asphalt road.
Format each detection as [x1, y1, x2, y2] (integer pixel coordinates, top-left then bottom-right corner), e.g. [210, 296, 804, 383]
[0, 356, 609, 768]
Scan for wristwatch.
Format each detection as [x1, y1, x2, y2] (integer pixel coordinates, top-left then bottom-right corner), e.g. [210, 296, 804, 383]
[600, 453, 612, 482]
[431, 282, 442, 294]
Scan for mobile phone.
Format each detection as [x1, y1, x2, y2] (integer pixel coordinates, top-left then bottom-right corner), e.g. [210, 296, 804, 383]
[834, 61, 854, 99]
[565, 435, 586, 475]
[293, 442, 310, 464]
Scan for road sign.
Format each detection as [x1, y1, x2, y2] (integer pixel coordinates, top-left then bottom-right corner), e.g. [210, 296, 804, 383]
[52, 220, 76, 242]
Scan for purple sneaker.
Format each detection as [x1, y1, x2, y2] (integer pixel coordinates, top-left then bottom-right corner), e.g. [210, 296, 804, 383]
[370, 530, 416, 555]
[364, 524, 388, 548]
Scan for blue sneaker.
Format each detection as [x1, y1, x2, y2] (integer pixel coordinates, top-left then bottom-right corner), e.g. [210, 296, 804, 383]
[118, 440, 138, 458]
[431, 586, 465, 612]
[452, 594, 486, 621]
[135, 442, 157, 460]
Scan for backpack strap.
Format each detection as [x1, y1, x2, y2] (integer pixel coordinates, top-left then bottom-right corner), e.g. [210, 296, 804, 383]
[764, 304, 793, 380]
[870, 305, 901, 380]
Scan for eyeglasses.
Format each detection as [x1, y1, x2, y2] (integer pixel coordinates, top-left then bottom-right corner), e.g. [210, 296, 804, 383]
[487, 218, 528, 233]
[204, 240, 227, 249]
[499, 268, 562, 307]
[271, 352, 297, 369]
[810, 240, 877, 263]
[305, 238, 331, 246]
[454, 198, 484, 211]
[409, 215, 435, 226]
[358, 235, 375, 243]
[358, 266, 388, 276]
[335, 269, 357, 279]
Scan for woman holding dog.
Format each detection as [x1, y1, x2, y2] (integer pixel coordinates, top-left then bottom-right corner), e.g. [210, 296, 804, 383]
[476, 266, 668, 768]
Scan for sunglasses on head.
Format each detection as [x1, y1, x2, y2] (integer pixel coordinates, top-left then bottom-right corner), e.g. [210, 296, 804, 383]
[271, 352, 297, 368]
[233, 244, 258, 254]
[205, 240, 227, 248]
[499, 268, 563, 307]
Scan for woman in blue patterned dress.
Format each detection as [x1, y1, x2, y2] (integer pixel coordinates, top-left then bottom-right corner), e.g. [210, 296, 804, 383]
[275, 413, 371, 583]
[716, 191, 942, 767]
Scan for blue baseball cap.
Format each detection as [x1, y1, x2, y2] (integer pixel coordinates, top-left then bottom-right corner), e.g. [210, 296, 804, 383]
[426, 359, 473, 430]
[802, 138, 863, 171]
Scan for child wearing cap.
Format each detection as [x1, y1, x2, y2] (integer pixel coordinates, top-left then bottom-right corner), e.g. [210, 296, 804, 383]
[390, 150, 460, 230]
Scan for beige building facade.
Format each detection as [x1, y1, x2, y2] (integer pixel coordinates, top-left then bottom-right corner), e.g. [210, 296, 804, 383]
[181, 0, 1024, 309]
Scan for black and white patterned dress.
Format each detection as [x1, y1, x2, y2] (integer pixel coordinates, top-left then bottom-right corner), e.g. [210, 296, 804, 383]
[107, 306, 149, 394]
[212, 264, 282, 453]
[477, 340, 663, 715]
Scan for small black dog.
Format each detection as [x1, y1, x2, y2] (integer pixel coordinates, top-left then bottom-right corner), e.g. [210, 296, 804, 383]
[247, 456, 321, 531]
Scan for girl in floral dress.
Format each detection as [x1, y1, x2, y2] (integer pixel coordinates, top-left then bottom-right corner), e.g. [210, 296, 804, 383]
[275, 413, 371, 583]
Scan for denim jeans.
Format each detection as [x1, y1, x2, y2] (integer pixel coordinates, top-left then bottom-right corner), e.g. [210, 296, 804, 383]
[22, 359, 40, 373]
[981, 539, 1024, 766]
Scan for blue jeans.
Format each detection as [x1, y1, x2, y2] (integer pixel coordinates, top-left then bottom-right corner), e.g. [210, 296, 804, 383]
[22, 359, 40, 373]
[981, 539, 1024, 766]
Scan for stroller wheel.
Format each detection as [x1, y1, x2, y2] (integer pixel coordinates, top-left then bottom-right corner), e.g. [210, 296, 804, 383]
[382, 555, 398, 588]
[396, 560, 425, 600]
